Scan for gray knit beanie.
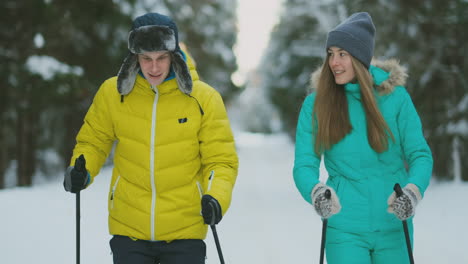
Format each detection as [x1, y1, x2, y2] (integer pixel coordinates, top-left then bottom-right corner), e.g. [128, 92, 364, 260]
[326, 12, 375, 68]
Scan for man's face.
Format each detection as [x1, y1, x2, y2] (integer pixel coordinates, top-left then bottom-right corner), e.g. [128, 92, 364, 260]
[138, 51, 171, 87]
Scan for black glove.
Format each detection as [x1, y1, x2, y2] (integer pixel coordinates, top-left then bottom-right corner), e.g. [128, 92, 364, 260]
[201, 195, 222, 225]
[63, 154, 89, 193]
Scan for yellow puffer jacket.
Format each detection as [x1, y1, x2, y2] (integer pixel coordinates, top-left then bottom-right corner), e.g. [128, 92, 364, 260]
[70, 54, 238, 241]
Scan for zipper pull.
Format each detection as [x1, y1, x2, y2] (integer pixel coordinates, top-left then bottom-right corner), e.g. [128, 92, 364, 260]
[207, 170, 215, 191]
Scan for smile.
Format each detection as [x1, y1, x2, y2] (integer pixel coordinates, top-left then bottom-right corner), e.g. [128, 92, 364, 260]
[149, 73, 162, 78]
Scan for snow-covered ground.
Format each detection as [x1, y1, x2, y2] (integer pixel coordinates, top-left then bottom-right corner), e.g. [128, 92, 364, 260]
[1, 131, 467, 263]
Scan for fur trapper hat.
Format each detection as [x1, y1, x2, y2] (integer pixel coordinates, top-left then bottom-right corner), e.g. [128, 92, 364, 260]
[117, 13, 192, 95]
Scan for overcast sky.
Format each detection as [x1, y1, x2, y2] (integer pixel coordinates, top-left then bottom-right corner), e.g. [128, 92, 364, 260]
[233, 0, 283, 85]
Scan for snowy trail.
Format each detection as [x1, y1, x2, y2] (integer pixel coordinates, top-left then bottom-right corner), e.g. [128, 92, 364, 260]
[1, 131, 467, 263]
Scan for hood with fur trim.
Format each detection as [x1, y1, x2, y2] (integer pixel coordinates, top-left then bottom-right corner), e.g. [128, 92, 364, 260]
[309, 59, 408, 94]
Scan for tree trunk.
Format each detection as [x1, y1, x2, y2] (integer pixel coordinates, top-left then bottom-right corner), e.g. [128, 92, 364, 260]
[0, 128, 6, 189]
[16, 109, 36, 187]
[0, 83, 8, 189]
[462, 136, 468, 181]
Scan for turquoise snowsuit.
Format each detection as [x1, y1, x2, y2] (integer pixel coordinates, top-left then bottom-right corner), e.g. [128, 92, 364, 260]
[293, 60, 433, 264]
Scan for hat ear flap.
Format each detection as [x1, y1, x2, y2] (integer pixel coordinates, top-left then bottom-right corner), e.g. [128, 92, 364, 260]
[171, 52, 192, 94]
[117, 53, 139, 95]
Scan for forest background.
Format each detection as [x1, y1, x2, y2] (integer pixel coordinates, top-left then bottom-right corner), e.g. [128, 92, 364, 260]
[1, 0, 467, 188]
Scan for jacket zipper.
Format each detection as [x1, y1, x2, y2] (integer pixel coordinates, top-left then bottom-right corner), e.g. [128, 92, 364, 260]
[150, 86, 159, 241]
[207, 170, 215, 191]
[110, 175, 121, 209]
[196, 181, 204, 216]
[196, 181, 204, 198]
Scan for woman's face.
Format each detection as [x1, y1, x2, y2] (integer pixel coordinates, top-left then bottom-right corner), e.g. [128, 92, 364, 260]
[327, 47, 356, 85]
[138, 51, 171, 87]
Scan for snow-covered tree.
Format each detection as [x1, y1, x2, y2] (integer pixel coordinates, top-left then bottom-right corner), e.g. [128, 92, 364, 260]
[344, 0, 468, 180]
[158, 0, 239, 100]
[260, 0, 343, 138]
[1, 0, 134, 187]
[261, 0, 468, 180]
[1, 0, 240, 188]
[231, 70, 282, 133]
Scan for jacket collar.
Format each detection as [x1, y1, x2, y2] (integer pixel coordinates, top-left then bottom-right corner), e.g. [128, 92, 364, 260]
[134, 74, 179, 95]
[344, 65, 391, 99]
[309, 58, 408, 95]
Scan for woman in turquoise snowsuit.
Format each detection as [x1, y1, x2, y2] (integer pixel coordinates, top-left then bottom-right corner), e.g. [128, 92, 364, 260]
[293, 12, 433, 264]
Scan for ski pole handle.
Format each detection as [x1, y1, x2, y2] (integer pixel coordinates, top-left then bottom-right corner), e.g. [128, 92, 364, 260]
[75, 154, 86, 172]
[394, 183, 403, 198]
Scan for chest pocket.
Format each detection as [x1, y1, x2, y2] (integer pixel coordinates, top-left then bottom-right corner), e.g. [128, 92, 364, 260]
[157, 95, 203, 145]
[155, 99, 203, 173]
[162, 111, 201, 140]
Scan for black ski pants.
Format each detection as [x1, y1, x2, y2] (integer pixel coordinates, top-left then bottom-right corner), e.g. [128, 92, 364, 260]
[110, 235, 206, 264]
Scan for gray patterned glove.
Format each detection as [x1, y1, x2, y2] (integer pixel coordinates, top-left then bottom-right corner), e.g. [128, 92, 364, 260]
[387, 183, 422, 220]
[311, 183, 341, 219]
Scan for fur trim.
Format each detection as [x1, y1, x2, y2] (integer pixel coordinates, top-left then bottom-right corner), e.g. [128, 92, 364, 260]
[128, 25, 176, 53]
[372, 58, 407, 94]
[309, 58, 408, 93]
[308, 65, 322, 93]
[171, 52, 192, 94]
[117, 53, 139, 96]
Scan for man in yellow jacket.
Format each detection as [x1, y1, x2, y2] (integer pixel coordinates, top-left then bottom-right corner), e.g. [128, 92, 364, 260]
[63, 12, 238, 264]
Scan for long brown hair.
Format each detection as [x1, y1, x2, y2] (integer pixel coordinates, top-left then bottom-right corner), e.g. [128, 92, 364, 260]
[312, 56, 394, 155]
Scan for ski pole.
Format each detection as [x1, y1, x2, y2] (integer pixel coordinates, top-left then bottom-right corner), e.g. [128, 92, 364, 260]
[210, 225, 225, 264]
[74, 155, 86, 264]
[394, 183, 415, 264]
[76, 191, 80, 264]
[319, 189, 331, 264]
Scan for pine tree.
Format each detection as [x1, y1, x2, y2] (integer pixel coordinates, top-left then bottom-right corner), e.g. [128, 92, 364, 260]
[0, 0, 135, 187]
[39, 0, 134, 170]
[260, 0, 342, 138]
[1, 0, 49, 186]
[1, 0, 240, 187]
[158, 0, 239, 100]
[263, 0, 468, 180]
[344, 0, 468, 180]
